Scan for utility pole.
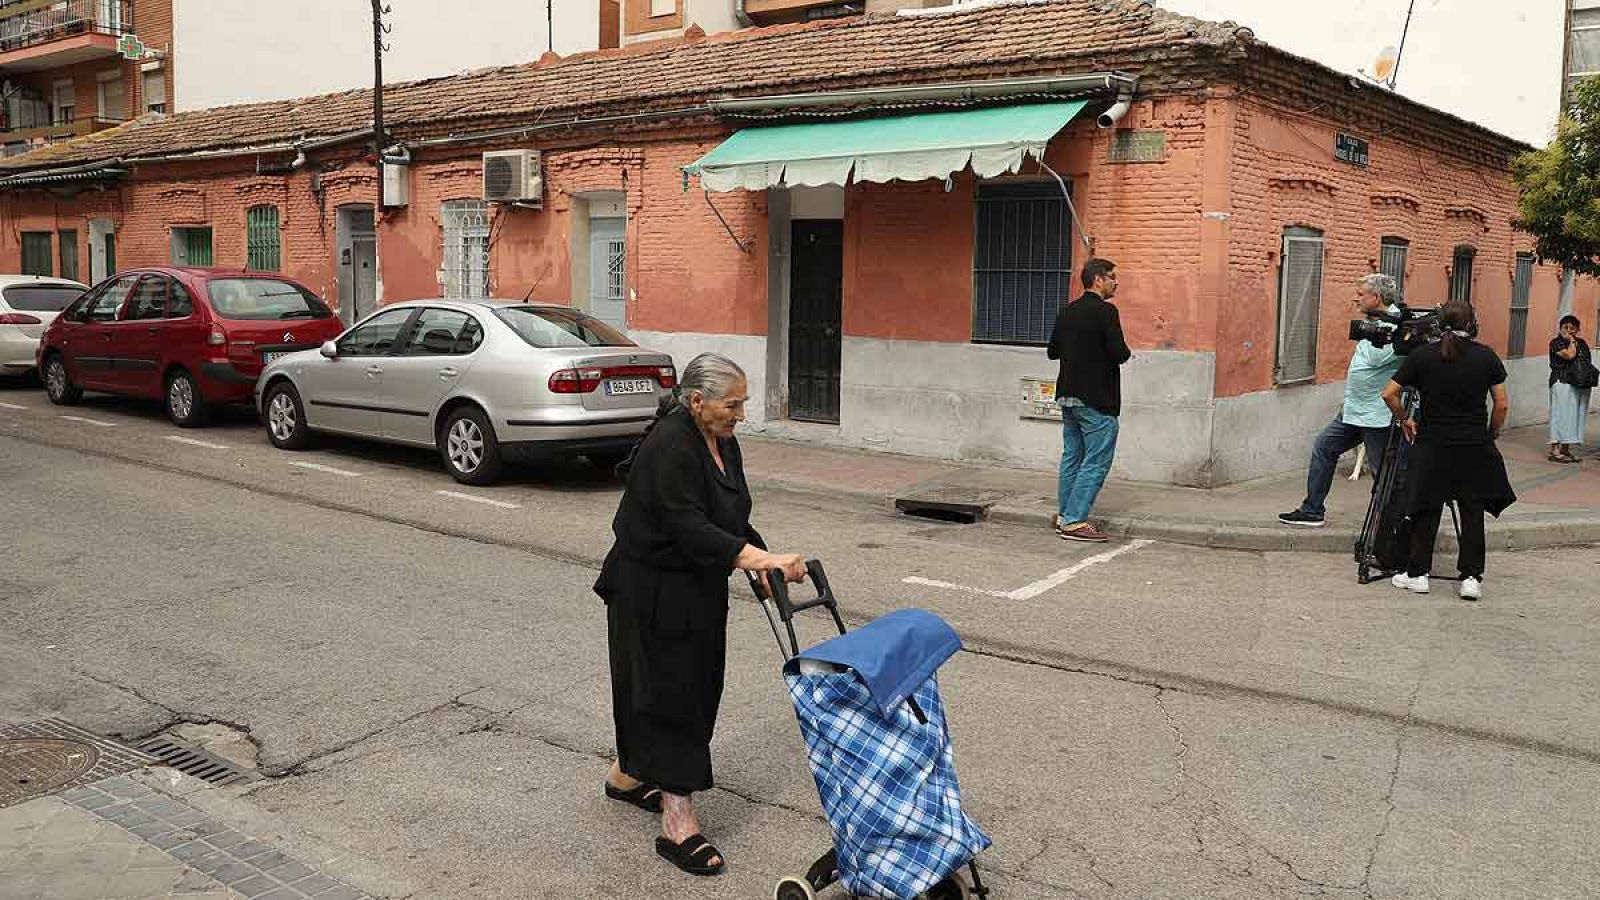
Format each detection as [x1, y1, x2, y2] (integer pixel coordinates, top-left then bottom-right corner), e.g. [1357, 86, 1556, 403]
[372, 1, 391, 208]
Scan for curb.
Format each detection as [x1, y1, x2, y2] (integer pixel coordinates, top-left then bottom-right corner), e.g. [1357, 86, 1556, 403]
[750, 473, 1600, 553]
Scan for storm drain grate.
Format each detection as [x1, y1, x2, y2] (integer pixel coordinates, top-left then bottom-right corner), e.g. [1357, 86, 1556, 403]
[0, 718, 158, 808]
[892, 487, 1006, 525]
[135, 736, 253, 786]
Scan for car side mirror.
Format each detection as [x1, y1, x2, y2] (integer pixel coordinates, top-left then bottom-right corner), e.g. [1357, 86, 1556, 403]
[320, 340, 339, 359]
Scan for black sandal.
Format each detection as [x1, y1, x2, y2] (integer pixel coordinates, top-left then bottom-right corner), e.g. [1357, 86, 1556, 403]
[655, 833, 725, 876]
[604, 781, 662, 813]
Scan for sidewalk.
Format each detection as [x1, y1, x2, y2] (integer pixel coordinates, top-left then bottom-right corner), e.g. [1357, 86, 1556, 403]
[741, 420, 1600, 553]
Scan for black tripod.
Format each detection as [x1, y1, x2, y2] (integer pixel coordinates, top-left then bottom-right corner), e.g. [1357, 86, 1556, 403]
[1354, 388, 1460, 585]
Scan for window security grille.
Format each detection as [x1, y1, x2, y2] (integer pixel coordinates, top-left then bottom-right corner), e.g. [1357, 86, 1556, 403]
[606, 238, 625, 301]
[1449, 246, 1475, 305]
[972, 181, 1073, 345]
[246, 205, 280, 271]
[1508, 253, 1534, 359]
[1379, 237, 1409, 300]
[442, 200, 491, 299]
[1276, 228, 1325, 385]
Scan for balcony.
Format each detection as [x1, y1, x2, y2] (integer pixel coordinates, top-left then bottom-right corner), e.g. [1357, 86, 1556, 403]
[0, 114, 120, 155]
[0, 0, 133, 72]
[741, 0, 861, 22]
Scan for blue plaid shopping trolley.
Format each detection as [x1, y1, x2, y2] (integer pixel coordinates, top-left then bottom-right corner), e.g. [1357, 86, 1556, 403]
[749, 562, 991, 900]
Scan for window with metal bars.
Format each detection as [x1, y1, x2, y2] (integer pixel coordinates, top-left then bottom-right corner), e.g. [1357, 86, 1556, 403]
[1379, 237, 1408, 300]
[1276, 227, 1325, 385]
[1508, 253, 1535, 359]
[246, 205, 281, 272]
[442, 200, 491, 299]
[971, 180, 1073, 345]
[605, 238, 625, 301]
[21, 232, 51, 276]
[171, 227, 213, 267]
[1449, 245, 1475, 305]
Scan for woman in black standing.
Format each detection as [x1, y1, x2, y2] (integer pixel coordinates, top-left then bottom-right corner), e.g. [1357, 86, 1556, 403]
[594, 352, 807, 877]
[1381, 300, 1515, 602]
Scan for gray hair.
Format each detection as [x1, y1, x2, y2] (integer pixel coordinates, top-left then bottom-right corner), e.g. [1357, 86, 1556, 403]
[674, 352, 746, 406]
[1360, 273, 1399, 304]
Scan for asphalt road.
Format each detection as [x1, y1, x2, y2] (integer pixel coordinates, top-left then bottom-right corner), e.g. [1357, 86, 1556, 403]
[3, 381, 1598, 899]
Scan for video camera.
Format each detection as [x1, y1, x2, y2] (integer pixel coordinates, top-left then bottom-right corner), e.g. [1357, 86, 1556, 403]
[1347, 304, 1472, 355]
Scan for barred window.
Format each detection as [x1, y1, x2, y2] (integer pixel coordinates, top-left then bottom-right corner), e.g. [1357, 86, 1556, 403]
[971, 181, 1073, 345]
[1276, 226, 1325, 385]
[246, 205, 281, 272]
[21, 231, 51, 276]
[442, 200, 491, 299]
[1508, 253, 1535, 359]
[1449, 245, 1475, 305]
[1379, 236, 1408, 300]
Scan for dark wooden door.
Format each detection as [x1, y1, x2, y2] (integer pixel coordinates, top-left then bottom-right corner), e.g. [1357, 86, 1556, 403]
[788, 220, 843, 423]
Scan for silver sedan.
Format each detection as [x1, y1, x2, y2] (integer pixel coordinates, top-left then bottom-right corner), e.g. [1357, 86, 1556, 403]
[256, 299, 675, 484]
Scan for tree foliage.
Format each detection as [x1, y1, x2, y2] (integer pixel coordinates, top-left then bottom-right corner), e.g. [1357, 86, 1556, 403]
[1513, 77, 1600, 277]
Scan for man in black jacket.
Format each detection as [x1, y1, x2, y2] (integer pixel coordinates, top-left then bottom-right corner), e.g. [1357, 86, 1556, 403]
[1046, 258, 1132, 542]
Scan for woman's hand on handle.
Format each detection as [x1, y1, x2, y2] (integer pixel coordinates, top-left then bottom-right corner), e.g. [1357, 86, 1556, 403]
[735, 546, 808, 586]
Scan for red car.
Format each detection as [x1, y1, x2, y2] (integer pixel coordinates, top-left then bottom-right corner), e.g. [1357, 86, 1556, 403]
[38, 267, 344, 427]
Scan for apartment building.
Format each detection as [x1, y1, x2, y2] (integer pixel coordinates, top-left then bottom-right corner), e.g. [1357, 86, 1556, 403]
[621, 0, 950, 43]
[0, 0, 171, 160]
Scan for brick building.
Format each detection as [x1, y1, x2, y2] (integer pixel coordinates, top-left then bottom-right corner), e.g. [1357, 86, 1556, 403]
[0, 0, 1591, 485]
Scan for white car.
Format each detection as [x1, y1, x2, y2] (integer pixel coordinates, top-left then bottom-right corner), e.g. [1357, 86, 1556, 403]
[0, 275, 88, 376]
[256, 299, 677, 485]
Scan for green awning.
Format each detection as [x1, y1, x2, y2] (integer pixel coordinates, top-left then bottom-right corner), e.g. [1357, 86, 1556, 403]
[683, 101, 1089, 192]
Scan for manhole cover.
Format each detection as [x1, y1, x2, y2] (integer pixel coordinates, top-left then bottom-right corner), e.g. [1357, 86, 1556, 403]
[0, 738, 99, 807]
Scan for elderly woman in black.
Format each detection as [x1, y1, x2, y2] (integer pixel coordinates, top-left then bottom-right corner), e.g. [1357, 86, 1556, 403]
[1381, 300, 1515, 602]
[594, 352, 807, 877]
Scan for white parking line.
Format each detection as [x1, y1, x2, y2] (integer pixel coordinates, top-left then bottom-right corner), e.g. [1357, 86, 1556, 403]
[290, 461, 364, 478]
[0, 401, 28, 410]
[435, 489, 521, 510]
[904, 540, 1152, 601]
[57, 414, 115, 428]
[163, 435, 229, 450]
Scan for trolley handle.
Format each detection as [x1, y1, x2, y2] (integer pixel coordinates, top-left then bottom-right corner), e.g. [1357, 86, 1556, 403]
[764, 560, 836, 620]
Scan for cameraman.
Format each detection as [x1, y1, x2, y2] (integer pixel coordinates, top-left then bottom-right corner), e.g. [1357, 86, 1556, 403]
[1278, 274, 1403, 528]
[1381, 300, 1515, 602]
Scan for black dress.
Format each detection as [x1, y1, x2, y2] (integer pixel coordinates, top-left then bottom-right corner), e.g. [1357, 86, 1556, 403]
[593, 408, 764, 795]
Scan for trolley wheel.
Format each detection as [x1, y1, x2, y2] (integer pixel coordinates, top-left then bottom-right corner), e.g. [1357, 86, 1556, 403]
[922, 872, 974, 900]
[774, 876, 817, 900]
[1358, 562, 1372, 584]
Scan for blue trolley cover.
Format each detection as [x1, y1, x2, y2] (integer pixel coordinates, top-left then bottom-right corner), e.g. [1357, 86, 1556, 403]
[782, 609, 990, 899]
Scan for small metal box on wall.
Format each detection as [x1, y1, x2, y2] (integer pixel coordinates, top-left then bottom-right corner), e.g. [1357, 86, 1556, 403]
[1020, 377, 1062, 421]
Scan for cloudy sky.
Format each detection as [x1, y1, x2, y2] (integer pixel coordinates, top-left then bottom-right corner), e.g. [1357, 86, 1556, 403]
[1160, 0, 1564, 146]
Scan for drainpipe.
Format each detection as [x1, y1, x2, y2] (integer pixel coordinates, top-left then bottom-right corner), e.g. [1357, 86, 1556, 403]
[735, 0, 753, 28]
[1096, 93, 1133, 128]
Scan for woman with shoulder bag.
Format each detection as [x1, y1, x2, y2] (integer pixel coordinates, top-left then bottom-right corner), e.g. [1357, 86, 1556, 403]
[1550, 315, 1595, 463]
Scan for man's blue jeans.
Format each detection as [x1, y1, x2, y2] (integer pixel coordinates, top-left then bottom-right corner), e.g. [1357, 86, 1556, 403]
[1297, 416, 1390, 517]
[1058, 404, 1120, 524]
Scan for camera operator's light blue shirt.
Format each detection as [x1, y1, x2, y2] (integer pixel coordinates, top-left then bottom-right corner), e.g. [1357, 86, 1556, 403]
[1342, 305, 1402, 428]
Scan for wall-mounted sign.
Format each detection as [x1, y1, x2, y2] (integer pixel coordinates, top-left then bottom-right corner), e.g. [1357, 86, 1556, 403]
[117, 33, 145, 60]
[1335, 132, 1370, 167]
[1020, 377, 1062, 421]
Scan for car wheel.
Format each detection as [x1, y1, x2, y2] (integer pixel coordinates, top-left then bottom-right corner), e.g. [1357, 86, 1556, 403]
[165, 369, 210, 428]
[264, 381, 314, 450]
[42, 354, 81, 406]
[439, 406, 503, 486]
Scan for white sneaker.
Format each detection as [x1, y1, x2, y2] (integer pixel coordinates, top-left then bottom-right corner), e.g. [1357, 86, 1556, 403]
[1391, 573, 1430, 594]
[1459, 577, 1482, 601]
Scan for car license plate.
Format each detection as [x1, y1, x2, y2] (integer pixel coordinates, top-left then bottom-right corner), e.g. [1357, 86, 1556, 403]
[262, 351, 288, 364]
[605, 378, 655, 396]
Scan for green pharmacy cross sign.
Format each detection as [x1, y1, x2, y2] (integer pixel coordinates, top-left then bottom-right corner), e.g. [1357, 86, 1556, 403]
[117, 33, 145, 60]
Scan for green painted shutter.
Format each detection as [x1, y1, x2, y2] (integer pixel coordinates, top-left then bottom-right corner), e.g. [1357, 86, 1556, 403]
[246, 205, 281, 271]
[21, 232, 52, 276]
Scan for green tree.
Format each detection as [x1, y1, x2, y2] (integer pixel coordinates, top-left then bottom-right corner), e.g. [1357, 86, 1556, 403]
[1513, 77, 1600, 277]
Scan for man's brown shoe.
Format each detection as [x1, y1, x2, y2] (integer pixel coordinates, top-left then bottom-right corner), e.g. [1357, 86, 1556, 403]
[1058, 522, 1110, 542]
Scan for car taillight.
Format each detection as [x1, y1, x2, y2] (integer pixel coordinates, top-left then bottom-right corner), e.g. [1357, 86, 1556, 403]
[658, 366, 677, 388]
[207, 324, 227, 346]
[0, 313, 41, 325]
[548, 367, 604, 393]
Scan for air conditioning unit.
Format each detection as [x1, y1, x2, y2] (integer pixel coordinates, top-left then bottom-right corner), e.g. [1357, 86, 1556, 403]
[482, 149, 543, 204]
